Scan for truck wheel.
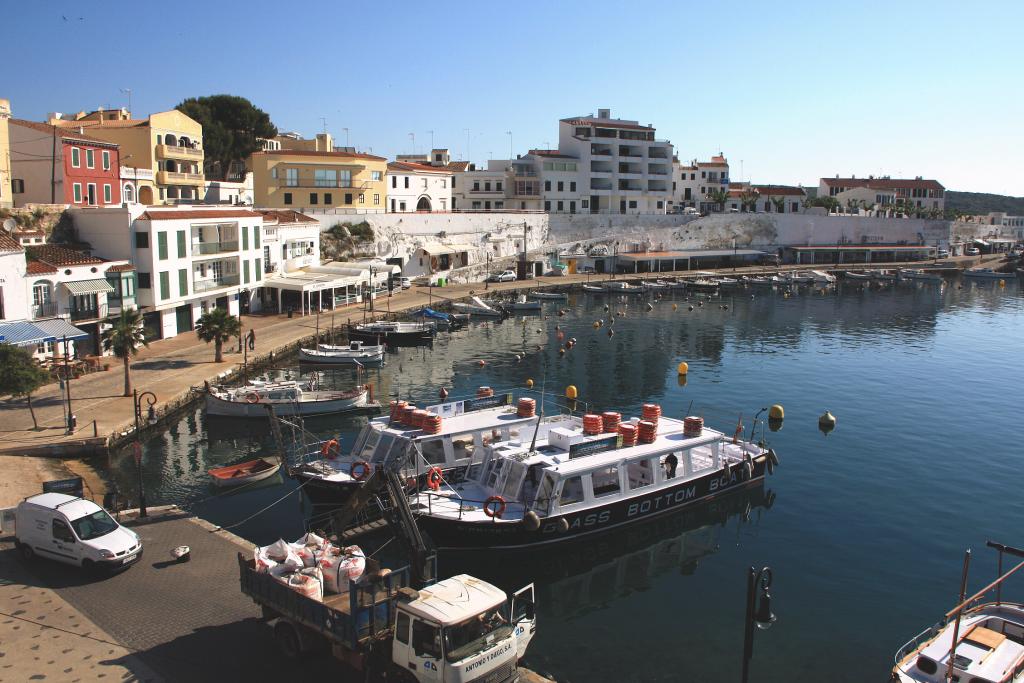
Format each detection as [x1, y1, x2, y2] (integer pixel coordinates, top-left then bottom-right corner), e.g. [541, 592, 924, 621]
[274, 622, 301, 660]
[16, 542, 34, 562]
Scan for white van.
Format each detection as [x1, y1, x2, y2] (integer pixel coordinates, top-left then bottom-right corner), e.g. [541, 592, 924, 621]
[14, 493, 142, 571]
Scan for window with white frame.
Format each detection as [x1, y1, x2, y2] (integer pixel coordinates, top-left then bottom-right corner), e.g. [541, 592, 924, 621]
[103, 184, 112, 203]
[73, 183, 82, 203]
[70, 148, 80, 168]
[86, 149, 94, 168]
[314, 169, 337, 187]
[102, 150, 111, 170]
[285, 168, 298, 186]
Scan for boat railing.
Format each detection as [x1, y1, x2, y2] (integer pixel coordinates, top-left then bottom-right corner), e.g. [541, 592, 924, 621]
[893, 621, 943, 672]
[416, 490, 552, 521]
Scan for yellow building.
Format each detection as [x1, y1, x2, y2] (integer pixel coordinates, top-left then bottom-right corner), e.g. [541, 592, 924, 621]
[250, 149, 387, 212]
[49, 109, 203, 205]
[0, 98, 12, 209]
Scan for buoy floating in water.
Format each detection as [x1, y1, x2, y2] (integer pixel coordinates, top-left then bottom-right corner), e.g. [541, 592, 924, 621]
[477, 360, 486, 367]
[672, 303, 678, 311]
[565, 385, 578, 400]
[645, 302, 654, 312]
[439, 386, 449, 400]
[677, 361, 689, 375]
[526, 378, 534, 388]
[768, 404, 784, 420]
[819, 410, 836, 435]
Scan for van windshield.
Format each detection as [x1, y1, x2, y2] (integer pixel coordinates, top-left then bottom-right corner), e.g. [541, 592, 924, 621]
[69, 510, 119, 541]
[443, 605, 512, 663]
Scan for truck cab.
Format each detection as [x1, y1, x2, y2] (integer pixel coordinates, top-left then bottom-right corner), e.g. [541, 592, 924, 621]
[391, 574, 535, 683]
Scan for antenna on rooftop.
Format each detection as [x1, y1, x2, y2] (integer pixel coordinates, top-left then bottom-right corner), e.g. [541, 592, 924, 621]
[119, 87, 132, 116]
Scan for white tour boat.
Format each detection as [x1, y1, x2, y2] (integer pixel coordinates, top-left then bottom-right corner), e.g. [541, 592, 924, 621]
[204, 379, 371, 418]
[406, 408, 778, 550]
[581, 284, 605, 293]
[527, 291, 569, 301]
[716, 277, 740, 287]
[288, 392, 554, 504]
[298, 340, 386, 366]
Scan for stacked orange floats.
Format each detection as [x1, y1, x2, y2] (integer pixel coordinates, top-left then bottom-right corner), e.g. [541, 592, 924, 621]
[517, 398, 536, 418]
[582, 414, 603, 435]
[683, 416, 704, 437]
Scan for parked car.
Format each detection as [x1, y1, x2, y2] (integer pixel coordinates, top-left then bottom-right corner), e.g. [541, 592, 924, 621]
[936, 249, 950, 258]
[966, 247, 980, 256]
[399, 277, 412, 289]
[579, 266, 596, 274]
[15, 493, 142, 572]
[488, 270, 517, 283]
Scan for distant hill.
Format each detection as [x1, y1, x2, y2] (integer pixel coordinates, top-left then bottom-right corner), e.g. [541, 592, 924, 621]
[946, 191, 1024, 215]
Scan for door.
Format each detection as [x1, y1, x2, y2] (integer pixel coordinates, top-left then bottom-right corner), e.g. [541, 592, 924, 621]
[511, 584, 536, 658]
[175, 304, 193, 335]
[49, 518, 82, 565]
[391, 610, 413, 676]
[410, 618, 443, 681]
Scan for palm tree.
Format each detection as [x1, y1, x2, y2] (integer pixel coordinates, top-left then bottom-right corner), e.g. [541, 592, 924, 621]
[195, 307, 241, 363]
[739, 189, 759, 213]
[102, 309, 149, 397]
[771, 196, 786, 213]
[708, 189, 729, 212]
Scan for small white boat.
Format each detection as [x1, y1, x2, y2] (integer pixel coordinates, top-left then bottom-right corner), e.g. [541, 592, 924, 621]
[782, 272, 814, 284]
[844, 271, 873, 280]
[688, 278, 720, 292]
[350, 320, 434, 345]
[899, 269, 944, 282]
[716, 277, 740, 287]
[746, 276, 782, 286]
[809, 270, 836, 283]
[453, 296, 507, 317]
[299, 340, 385, 365]
[581, 284, 604, 293]
[527, 291, 568, 301]
[506, 295, 542, 312]
[602, 281, 644, 293]
[205, 379, 370, 418]
[963, 268, 1011, 280]
[866, 269, 897, 281]
[642, 280, 669, 289]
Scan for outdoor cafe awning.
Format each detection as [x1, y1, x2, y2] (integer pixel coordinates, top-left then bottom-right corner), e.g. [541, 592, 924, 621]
[32, 318, 91, 341]
[0, 319, 89, 347]
[419, 243, 473, 256]
[263, 270, 361, 293]
[63, 279, 115, 295]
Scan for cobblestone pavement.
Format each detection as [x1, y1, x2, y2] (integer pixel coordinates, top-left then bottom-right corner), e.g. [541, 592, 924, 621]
[2, 513, 342, 681]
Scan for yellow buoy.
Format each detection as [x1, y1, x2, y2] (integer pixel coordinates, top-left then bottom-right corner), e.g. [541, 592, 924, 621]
[677, 361, 689, 375]
[999, 279, 1006, 288]
[769, 404, 784, 420]
[593, 321, 600, 329]
[672, 303, 678, 311]
[526, 378, 534, 388]
[565, 385, 578, 400]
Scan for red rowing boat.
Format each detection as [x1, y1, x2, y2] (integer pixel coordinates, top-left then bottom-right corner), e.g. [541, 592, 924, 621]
[207, 458, 281, 488]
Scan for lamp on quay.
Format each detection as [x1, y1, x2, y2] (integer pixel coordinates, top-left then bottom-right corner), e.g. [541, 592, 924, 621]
[132, 389, 157, 518]
[741, 566, 777, 683]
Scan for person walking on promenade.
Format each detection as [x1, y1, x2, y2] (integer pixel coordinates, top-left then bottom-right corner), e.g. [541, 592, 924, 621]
[247, 328, 256, 351]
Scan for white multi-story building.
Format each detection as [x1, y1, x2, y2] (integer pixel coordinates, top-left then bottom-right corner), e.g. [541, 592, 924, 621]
[72, 206, 265, 340]
[386, 161, 452, 212]
[820, 176, 946, 212]
[0, 231, 28, 322]
[451, 161, 510, 212]
[673, 155, 730, 213]
[557, 108, 673, 214]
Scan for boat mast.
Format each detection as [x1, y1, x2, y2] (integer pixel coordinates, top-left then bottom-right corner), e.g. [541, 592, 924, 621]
[946, 550, 972, 683]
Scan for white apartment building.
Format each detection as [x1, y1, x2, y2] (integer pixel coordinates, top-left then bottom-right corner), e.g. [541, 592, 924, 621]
[723, 184, 806, 214]
[0, 231, 28, 322]
[72, 206, 264, 340]
[557, 108, 674, 214]
[673, 155, 730, 213]
[820, 176, 946, 212]
[386, 161, 452, 212]
[451, 161, 510, 212]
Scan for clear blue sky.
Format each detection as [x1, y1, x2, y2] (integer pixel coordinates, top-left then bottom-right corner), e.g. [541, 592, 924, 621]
[7, 1, 1022, 195]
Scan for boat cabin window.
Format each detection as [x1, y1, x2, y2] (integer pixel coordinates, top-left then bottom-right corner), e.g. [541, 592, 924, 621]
[356, 429, 382, 459]
[349, 341, 360, 350]
[411, 619, 441, 660]
[592, 465, 621, 498]
[499, 461, 527, 501]
[627, 458, 655, 490]
[532, 471, 557, 514]
[451, 433, 476, 459]
[419, 438, 447, 465]
[559, 476, 584, 507]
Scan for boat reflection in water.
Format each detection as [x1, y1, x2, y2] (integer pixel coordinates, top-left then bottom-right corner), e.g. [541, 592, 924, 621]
[443, 483, 775, 619]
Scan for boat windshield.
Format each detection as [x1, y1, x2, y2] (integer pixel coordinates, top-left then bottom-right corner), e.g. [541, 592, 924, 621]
[499, 461, 527, 501]
[69, 509, 120, 541]
[443, 605, 512, 663]
[531, 472, 557, 515]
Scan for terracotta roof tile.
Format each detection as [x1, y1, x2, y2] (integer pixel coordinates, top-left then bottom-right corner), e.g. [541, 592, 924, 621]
[446, 161, 471, 172]
[52, 118, 147, 129]
[387, 161, 453, 174]
[105, 263, 136, 272]
[258, 209, 319, 224]
[138, 209, 262, 221]
[10, 119, 119, 147]
[821, 177, 945, 191]
[752, 185, 806, 197]
[27, 261, 59, 274]
[0, 232, 23, 253]
[254, 149, 386, 162]
[26, 244, 104, 266]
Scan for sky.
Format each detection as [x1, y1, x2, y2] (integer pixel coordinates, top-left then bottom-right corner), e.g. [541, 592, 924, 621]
[6, 0, 1023, 195]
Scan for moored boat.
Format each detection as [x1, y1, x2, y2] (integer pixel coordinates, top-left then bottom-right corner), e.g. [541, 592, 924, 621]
[406, 407, 778, 550]
[602, 281, 644, 293]
[349, 320, 435, 345]
[414, 307, 464, 330]
[844, 271, 873, 280]
[963, 268, 1012, 280]
[581, 284, 604, 292]
[866, 269, 897, 281]
[204, 379, 372, 418]
[527, 291, 569, 301]
[298, 340, 385, 365]
[716, 277, 740, 287]
[506, 295, 543, 312]
[453, 296, 508, 317]
[208, 457, 282, 488]
[687, 278, 720, 292]
[899, 269, 945, 282]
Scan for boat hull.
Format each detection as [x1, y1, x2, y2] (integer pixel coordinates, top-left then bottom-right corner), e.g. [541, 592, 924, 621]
[348, 328, 433, 346]
[298, 348, 385, 365]
[208, 458, 282, 488]
[414, 457, 768, 550]
[204, 390, 369, 418]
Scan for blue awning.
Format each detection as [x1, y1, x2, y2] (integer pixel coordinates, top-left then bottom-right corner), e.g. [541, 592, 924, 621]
[0, 319, 90, 347]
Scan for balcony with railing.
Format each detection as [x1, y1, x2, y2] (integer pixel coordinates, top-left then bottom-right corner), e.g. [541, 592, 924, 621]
[591, 145, 613, 156]
[32, 302, 58, 318]
[193, 273, 240, 293]
[192, 240, 239, 256]
[277, 179, 369, 190]
[647, 165, 670, 176]
[67, 303, 108, 322]
[618, 181, 645, 193]
[512, 167, 537, 177]
[617, 147, 641, 158]
[156, 144, 204, 160]
[157, 170, 204, 185]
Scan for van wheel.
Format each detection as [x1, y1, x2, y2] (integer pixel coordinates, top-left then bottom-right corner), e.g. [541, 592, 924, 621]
[17, 542, 34, 562]
[274, 622, 301, 660]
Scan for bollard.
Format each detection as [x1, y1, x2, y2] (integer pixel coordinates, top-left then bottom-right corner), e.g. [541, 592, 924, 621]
[93, 420, 98, 437]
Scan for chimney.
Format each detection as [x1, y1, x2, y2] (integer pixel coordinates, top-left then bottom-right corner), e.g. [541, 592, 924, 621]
[597, 108, 610, 119]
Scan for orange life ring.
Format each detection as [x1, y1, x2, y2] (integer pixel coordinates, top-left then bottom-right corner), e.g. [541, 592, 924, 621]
[321, 439, 341, 459]
[483, 495, 507, 519]
[427, 467, 443, 491]
[245, 392, 260, 404]
[350, 460, 371, 481]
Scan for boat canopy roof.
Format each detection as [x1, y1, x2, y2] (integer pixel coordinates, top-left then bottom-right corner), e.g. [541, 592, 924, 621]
[370, 396, 538, 441]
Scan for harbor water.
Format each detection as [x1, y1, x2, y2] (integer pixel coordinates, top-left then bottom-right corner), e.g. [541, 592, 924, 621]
[100, 277, 1024, 682]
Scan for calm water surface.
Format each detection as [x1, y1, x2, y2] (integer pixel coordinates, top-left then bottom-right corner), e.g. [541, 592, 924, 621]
[102, 277, 1024, 682]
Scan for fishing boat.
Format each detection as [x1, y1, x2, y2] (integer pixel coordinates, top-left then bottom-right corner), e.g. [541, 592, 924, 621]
[844, 271, 873, 280]
[414, 307, 464, 330]
[406, 408, 778, 550]
[716, 277, 740, 287]
[298, 340, 385, 366]
[453, 296, 508, 318]
[504, 295, 542, 312]
[287, 391, 553, 504]
[642, 280, 670, 290]
[746, 276, 782, 286]
[963, 268, 1011, 280]
[581, 284, 604, 293]
[899, 269, 945, 282]
[669, 280, 690, 291]
[349, 320, 435, 345]
[892, 542, 1024, 683]
[602, 281, 644, 293]
[527, 291, 568, 301]
[204, 379, 371, 418]
[782, 272, 814, 284]
[866, 269, 897, 281]
[208, 457, 282, 488]
[687, 278, 720, 293]
[809, 270, 836, 283]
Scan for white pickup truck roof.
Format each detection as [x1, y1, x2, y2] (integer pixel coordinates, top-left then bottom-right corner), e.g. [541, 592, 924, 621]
[402, 574, 507, 626]
[22, 493, 102, 522]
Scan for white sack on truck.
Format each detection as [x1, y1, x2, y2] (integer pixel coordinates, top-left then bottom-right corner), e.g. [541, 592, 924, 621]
[318, 545, 366, 594]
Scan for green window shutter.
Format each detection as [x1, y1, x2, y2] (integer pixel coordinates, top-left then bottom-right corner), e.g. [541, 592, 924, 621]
[159, 271, 170, 300]
[255, 258, 262, 281]
[242, 226, 249, 251]
[243, 260, 250, 284]
[254, 227, 260, 249]
[158, 232, 168, 260]
[178, 269, 188, 297]
[177, 230, 186, 258]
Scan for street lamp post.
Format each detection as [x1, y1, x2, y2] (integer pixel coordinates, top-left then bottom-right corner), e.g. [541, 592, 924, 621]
[132, 389, 157, 518]
[741, 566, 777, 683]
[369, 266, 378, 313]
[485, 253, 492, 289]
